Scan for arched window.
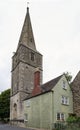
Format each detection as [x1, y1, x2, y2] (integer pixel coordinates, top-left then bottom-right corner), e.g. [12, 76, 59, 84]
[13, 103, 17, 119]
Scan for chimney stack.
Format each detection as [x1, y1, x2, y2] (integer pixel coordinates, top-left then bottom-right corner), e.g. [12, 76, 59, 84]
[32, 67, 41, 96]
[34, 67, 40, 88]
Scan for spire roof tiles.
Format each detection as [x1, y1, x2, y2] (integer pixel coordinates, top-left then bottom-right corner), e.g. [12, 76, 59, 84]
[18, 7, 36, 51]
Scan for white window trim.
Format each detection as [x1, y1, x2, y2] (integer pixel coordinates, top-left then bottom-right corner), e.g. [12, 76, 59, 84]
[56, 113, 65, 121]
[62, 80, 67, 90]
[61, 96, 69, 105]
[24, 113, 28, 122]
[26, 100, 30, 107]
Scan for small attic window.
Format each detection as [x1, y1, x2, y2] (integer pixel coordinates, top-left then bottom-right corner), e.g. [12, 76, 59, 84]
[62, 80, 67, 90]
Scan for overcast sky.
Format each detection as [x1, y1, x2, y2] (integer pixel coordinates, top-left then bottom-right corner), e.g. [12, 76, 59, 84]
[0, 0, 80, 92]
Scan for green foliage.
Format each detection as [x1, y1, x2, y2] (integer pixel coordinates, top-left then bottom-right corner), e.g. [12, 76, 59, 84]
[66, 116, 80, 130]
[0, 89, 10, 121]
[77, 117, 80, 122]
[64, 72, 72, 83]
[54, 122, 66, 130]
[67, 116, 77, 123]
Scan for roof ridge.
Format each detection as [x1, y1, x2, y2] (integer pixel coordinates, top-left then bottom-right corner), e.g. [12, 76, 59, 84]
[42, 74, 63, 86]
[41, 74, 63, 92]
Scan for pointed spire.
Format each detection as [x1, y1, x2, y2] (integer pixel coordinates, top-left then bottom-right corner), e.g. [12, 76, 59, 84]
[27, 1, 29, 9]
[18, 7, 36, 51]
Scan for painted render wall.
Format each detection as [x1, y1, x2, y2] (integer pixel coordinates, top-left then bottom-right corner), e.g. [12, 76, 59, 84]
[24, 92, 53, 129]
[24, 75, 73, 129]
[53, 75, 73, 123]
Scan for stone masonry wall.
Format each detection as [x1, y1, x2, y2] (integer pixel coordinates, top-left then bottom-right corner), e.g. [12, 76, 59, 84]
[71, 71, 80, 117]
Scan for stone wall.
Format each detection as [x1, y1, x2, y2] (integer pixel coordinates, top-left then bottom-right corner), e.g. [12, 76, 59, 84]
[71, 71, 80, 116]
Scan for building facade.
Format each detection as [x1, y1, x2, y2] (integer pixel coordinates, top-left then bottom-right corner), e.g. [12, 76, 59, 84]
[24, 75, 73, 129]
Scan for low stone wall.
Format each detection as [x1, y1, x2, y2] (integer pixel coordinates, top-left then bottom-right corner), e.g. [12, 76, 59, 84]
[10, 119, 25, 127]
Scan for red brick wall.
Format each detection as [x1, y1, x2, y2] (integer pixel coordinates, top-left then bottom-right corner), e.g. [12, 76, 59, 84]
[32, 70, 41, 96]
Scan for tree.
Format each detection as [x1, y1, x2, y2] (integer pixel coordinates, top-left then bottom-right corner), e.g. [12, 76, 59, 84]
[0, 89, 10, 121]
[63, 72, 72, 83]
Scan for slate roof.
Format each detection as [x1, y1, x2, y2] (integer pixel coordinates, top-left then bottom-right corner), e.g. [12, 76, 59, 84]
[18, 7, 36, 51]
[24, 74, 63, 100]
[41, 75, 63, 92]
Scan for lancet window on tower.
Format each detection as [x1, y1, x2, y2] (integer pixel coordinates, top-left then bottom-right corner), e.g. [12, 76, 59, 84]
[31, 52, 35, 61]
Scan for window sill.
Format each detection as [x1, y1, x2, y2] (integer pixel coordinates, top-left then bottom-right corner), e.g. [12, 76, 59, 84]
[61, 103, 69, 106]
[24, 120, 28, 122]
[63, 88, 67, 90]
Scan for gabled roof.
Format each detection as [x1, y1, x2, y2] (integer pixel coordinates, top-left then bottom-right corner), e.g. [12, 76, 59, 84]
[18, 7, 36, 51]
[71, 71, 80, 91]
[24, 74, 63, 100]
[41, 75, 63, 92]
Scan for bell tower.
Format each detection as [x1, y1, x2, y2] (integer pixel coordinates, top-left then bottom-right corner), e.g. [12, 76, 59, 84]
[10, 7, 42, 122]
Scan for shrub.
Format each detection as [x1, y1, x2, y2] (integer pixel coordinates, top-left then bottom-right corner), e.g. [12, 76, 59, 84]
[54, 122, 66, 130]
[67, 116, 77, 123]
[76, 117, 80, 122]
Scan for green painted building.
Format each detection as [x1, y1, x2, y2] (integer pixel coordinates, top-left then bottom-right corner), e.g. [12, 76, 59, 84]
[24, 74, 73, 129]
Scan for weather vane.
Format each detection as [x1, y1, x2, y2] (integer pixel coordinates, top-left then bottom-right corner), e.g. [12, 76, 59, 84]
[27, 1, 29, 8]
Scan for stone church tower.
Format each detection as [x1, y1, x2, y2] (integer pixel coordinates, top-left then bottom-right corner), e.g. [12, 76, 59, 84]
[10, 7, 42, 122]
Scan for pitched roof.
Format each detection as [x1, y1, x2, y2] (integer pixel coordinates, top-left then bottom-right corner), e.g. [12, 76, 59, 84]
[24, 74, 63, 100]
[41, 75, 63, 92]
[71, 71, 80, 91]
[18, 7, 36, 51]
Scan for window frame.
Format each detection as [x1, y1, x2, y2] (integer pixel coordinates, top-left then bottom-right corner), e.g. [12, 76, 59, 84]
[61, 95, 69, 105]
[24, 113, 28, 122]
[62, 80, 67, 90]
[26, 100, 30, 107]
[56, 113, 65, 121]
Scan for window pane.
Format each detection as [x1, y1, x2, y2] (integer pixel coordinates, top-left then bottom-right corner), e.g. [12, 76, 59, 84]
[65, 97, 67, 104]
[24, 113, 28, 121]
[57, 113, 60, 120]
[26, 100, 30, 107]
[65, 97, 69, 105]
[61, 96, 69, 105]
[62, 96, 64, 104]
[61, 113, 64, 121]
[63, 80, 66, 89]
